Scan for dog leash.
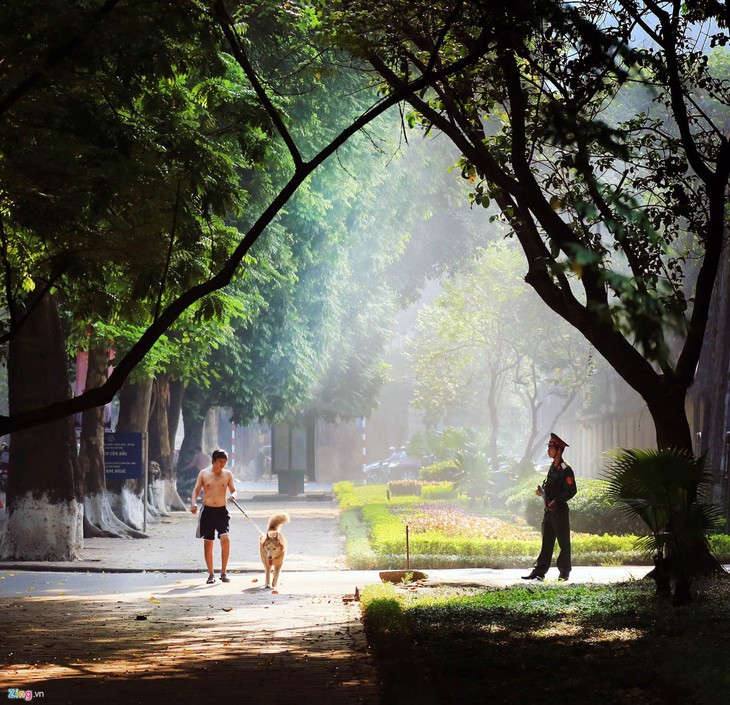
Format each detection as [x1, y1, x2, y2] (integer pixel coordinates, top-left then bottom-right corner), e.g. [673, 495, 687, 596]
[229, 497, 265, 536]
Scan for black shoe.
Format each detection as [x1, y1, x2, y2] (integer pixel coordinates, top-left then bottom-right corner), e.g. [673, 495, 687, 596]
[521, 572, 544, 581]
[220, 573, 230, 583]
[206, 574, 216, 584]
[558, 574, 570, 581]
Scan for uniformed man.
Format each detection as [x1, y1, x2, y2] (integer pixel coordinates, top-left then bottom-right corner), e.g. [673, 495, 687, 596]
[522, 432, 577, 581]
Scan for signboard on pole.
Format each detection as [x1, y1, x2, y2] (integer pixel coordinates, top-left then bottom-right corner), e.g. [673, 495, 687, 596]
[104, 432, 143, 479]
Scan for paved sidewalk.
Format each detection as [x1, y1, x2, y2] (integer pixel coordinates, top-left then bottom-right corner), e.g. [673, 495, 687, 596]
[0, 496, 651, 704]
[0, 500, 384, 705]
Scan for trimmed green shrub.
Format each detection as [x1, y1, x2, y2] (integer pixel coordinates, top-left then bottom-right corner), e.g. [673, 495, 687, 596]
[335, 480, 393, 507]
[335, 481, 656, 569]
[570, 480, 647, 535]
[503, 475, 646, 535]
[709, 533, 730, 562]
[421, 482, 458, 500]
[419, 460, 461, 482]
[339, 506, 378, 569]
[388, 480, 424, 496]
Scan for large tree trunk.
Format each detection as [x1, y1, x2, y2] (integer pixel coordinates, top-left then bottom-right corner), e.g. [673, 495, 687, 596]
[148, 373, 185, 511]
[0, 293, 82, 560]
[695, 239, 730, 507]
[168, 379, 184, 461]
[108, 377, 153, 531]
[647, 388, 693, 453]
[178, 380, 211, 478]
[79, 342, 145, 538]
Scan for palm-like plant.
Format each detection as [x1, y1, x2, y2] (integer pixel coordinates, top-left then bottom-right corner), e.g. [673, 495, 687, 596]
[603, 448, 724, 603]
[455, 441, 490, 503]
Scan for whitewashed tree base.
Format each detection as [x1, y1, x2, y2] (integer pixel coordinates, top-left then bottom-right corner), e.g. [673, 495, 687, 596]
[148, 478, 168, 516]
[84, 492, 147, 538]
[0, 494, 82, 560]
[109, 486, 146, 532]
[165, 480, 187, 511]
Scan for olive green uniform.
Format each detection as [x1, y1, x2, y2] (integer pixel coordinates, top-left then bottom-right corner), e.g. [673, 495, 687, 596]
[533, 461, 577, 579]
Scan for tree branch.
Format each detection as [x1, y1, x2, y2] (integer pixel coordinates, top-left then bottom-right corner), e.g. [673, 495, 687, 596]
[154, 179, 181, 322]
[213, 0, 304, 169]
[0, 35, 493, 436]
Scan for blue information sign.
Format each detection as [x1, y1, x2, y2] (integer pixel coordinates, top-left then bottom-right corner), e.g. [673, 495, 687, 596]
[104, 432, 143, 479]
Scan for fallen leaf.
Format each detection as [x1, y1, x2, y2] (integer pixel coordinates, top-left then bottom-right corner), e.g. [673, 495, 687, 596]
[222, 607, 233, 612]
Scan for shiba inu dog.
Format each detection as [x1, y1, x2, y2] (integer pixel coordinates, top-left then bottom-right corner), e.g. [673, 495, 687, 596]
[259, 513, 290, 588]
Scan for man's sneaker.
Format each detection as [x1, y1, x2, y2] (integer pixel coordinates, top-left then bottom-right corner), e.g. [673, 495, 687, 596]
[206, 574, 216, 584]
[220, 573, 231, 583]
[558, 574, 570, 582]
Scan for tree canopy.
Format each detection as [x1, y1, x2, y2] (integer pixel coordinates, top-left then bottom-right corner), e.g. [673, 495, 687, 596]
[333, 0, 730, 450]
[0, 0, 491, 435]
[410, 239, 597, 469]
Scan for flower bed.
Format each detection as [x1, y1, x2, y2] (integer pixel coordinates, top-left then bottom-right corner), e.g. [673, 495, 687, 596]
[335, 481, 651, 569]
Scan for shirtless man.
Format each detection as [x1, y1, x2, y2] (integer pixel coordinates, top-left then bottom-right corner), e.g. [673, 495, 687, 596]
[191, 449, 237, 584]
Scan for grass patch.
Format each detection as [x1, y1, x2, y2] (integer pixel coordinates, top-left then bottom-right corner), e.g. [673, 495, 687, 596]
[362, 577, 730, 704]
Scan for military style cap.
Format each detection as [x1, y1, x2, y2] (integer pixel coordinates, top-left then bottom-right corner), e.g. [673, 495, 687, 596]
[548, 432, 569, 449]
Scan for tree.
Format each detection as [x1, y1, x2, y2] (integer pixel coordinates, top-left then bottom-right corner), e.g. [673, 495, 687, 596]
[0, 292, 81, 559]
[604, 448, 724, 604]
[410, 240, 595, 475]
[0, 0, 490, 436]
[176, 75, 489, 452]
[77, 338, 145, 538]
[1, 0, 491, 559]
[336, 0, 730, 453]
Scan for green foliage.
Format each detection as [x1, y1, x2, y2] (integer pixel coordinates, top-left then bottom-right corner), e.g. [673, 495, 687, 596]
[603, 448, 724, 574]
[0, 0, 258, 325]
[360, 582, 404, 630]
[569, 477, 648, 535]
[333, 481, 358, 508]
[362, 580, 730, 704]
[334, 1, 730, 457]
[419, 460, 461, 483]
[421, 482, 458, 500]
[334, 480, 393, 509]
[360, 582, 438, 704]
[408, 427, 473, 463]
[338, 505, 377, 569]
[454, 440, 490, 499]
[336, 482, 647, 569]
[387, 480, 424, 496]
[709, 534, 730, 562]
[410, 242, 594, 464]
[504, 475, 647, 535]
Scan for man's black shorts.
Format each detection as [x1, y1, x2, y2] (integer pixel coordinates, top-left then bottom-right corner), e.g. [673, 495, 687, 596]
[199, 505, 230, 540]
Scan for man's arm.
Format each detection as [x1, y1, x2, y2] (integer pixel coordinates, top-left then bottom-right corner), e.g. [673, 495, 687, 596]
[191, 471, 204, 513]
[227, 471, 237, 502]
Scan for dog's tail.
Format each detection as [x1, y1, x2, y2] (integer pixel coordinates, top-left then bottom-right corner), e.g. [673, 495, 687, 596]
[267, 513, 290, 531]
